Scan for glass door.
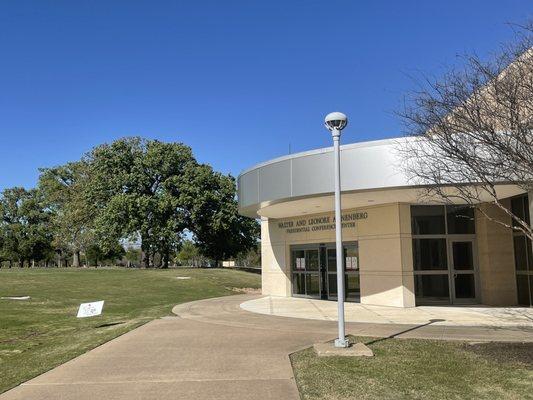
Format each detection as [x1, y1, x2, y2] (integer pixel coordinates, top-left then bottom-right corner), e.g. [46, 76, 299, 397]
[449, 240, 478, 303]
[292, 243, 359, 302]
[291, 247, 321, 299]
[325, 243, 360, 302]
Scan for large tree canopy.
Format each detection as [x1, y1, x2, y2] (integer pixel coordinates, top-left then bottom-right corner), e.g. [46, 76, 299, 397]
[183, 164, 260, 265]
[85, 137, 196, 267]
[0, 137, 259, 268]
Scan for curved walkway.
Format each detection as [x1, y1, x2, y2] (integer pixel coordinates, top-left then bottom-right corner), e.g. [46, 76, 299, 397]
[241, 296, 533, 327]
[2, 295, 533, 400]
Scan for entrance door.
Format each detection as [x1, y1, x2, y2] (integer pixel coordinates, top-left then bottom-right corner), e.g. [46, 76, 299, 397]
[291, 243, 359, 302]
[449, 240, 478, 303]
[291, 247, 321, 299]
[325, 245, 360, 302]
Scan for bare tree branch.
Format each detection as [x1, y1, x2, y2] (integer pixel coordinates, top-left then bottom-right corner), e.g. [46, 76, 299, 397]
[396, 21, 533, 241]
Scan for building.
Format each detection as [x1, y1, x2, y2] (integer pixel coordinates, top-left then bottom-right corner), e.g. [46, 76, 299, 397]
[237, 138, 532, 307]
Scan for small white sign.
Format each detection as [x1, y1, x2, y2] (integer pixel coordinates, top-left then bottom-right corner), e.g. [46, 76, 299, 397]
[77, 301, 104, 318]
[345, 256, 358, 271]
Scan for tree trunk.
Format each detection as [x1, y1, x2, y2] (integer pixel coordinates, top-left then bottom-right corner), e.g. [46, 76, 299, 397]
[142, 250, 149, 268]
[72, 251, 81, 268]
[141, 237, 150, 268]
[9, 260, 12, 269]
[162, 249, 169, 269]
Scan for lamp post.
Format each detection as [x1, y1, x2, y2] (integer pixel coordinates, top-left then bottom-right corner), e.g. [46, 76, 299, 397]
[325, 112, 349, 348]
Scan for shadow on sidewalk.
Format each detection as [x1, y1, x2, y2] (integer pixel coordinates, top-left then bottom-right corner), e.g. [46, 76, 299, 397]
[365, 319, 445, 345]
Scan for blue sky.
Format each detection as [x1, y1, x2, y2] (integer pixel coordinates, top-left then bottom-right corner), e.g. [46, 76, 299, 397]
[0, 1, 531, 191]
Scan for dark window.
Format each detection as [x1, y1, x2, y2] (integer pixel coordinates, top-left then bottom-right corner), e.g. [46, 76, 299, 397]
[511, 195, 530, 227]
[327, 249, 336, 272]
[452, 242, 474, 270]
[345, 275, 360, 300]
[305, 274, 319, 296]
[454, 274, 476, 299]
[306, 249, 319, 271]
[292, 250, 304, 270]
[447, 205, 475, 234]
[411, 205, 446, 235]
[511, 196, 525, 222]
[328, 275, 337, 297]
[513, 236, 529, 271]
[516, 275, 531, 306]
[414, 275, 450, 301]
[293, 274, 305, 295]
[413, 239, 448, 270]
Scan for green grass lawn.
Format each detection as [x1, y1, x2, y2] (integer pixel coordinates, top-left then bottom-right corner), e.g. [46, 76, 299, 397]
[291, 336, 533, 400]
[0, 267, 260, 393]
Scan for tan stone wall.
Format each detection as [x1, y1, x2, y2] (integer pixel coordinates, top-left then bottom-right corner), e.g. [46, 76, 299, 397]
[260, 202, 415, 307]
[359, 203, 415, 307]
[475, 201, 517, 305]
[261, 199, 519, 307]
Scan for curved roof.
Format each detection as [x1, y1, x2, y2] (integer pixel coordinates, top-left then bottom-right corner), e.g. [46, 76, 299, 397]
[237, 137, 523, 218]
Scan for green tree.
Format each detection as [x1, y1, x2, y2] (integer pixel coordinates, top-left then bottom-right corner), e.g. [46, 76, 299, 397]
[86, 137, 195, 268]
[184, 165, 259, 266]
[124, 247, 142, 267]
[85, 241, 125, 267]
[0, 188, 53, 267]
[38, 161, 95, 267]
[175, 240, 201, 266]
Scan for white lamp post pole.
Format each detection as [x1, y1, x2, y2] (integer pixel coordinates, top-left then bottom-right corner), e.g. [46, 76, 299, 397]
[325, 112, 349, 348]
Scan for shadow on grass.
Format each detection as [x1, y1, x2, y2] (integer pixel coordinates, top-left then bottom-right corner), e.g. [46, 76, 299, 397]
[365, 319, 446, 345]
[94, 322, 125, 328]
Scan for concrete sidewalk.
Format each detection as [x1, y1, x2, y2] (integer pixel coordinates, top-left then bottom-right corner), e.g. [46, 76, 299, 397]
[241, 296, 533, 327]
[2, 294, 533, 400]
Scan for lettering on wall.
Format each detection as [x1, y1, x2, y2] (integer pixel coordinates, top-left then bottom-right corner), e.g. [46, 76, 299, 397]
[277, 212, 368, 234]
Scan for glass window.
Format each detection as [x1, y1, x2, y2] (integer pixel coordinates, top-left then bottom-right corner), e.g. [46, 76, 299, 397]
[328, 274, 337, 298]
[293, 274, 305, 295]
[516, 275, 531, 306]
[530, 275, 533, 306]
[292, 250, 304, 271]
[513, 236, 529, 271]
[344, 245, 359, 271]
[306, 249, 319, 271]
[452, 242, 474, 270]
[327, 248, 336, 272]
[511, 195, 530, 227]
[411, 205, 446, 235]
[447, 205, 475, 234]
[346, 275, 360, 300]
[305, 274, 319, 296]
[414, 275, 450, 302]
[413, 239, 447, 270]
[454, 274, 476, 299]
